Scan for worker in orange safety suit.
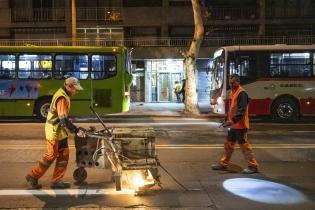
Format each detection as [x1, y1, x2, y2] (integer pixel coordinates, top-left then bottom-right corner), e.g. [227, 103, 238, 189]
[211, 74, 259, 174]
[26, 77, 86, 189]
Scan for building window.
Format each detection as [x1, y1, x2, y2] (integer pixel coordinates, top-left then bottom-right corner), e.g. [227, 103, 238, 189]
[77, 27, 123, 39]
[124, 27, 161, 37]
[123, 0, 162, 7]
[266, 25, 312, 36]
[205, 25, 258, 37]
[32, 0, 53, 8]
[169, 26, 194, 37]
[169, 0, 191, 6]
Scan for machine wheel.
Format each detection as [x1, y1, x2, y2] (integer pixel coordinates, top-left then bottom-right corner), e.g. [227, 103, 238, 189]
[35, 98, 51, 122]
[115, 175, 121, 191]
[272, 98, 298, 121]
[73, 167, 87, 183]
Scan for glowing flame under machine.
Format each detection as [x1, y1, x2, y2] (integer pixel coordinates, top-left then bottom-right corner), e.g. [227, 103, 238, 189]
[73, 108, 161, 193]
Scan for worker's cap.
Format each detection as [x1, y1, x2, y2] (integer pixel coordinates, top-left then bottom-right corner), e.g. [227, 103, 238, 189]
[65, 77, 83, 90]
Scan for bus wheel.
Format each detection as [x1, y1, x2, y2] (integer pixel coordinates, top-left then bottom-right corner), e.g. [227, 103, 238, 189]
[35, 98, 51, 122]
[272, 98, 298, 122]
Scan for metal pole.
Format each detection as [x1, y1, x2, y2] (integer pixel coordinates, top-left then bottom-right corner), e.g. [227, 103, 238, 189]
[71, 0, 77, 46]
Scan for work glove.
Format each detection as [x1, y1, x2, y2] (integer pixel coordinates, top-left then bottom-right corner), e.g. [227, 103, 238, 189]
[219, 120, 232, 128]
[221, 120, 232, 128]
[76, 127, 86, 138]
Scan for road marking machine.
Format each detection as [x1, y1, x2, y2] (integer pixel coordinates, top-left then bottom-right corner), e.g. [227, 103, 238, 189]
[73, 107, 161, 194]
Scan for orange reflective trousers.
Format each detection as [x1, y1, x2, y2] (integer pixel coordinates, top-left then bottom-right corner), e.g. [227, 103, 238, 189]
[220, 129, 258, 168]
[28, 138, 69, 183]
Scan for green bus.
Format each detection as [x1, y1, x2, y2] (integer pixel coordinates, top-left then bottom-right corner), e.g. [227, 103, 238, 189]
[0, 46, 133, 121]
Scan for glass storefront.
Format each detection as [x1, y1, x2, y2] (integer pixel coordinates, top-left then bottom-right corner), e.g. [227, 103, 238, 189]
[131, 58, 212, 103]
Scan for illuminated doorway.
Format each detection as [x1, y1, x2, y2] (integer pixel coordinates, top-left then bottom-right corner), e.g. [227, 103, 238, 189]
[158, 72, 181, 102]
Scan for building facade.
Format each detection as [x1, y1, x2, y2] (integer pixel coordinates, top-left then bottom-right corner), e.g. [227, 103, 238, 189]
[0, 0, 314, 102]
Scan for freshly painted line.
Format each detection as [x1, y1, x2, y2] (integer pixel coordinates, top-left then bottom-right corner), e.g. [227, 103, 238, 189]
[0, 144, 315, 149]
[0, 188, 135, 196]
[0, 122, 219, 126]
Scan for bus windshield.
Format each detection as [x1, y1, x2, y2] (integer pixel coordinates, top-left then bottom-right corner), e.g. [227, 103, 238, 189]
[210, 45, 315, 122]
[210, 53, 224, 92]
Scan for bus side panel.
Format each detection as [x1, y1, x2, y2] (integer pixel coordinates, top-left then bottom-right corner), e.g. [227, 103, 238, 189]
[0, 101, 35, 116]
[300, 99, 315, 115]
[225, 97, 272, 116]
[248, 98, 272, 115]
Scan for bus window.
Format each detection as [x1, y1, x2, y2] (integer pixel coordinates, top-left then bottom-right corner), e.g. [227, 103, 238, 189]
[55, 54, 88, 79]
[270, 53, 311, 77]
[0, 55, 15, 79]
[18, 54, 52, 79]
[91, 55, 116, 79]
[256, 53, 270, 77]
[228, 53, 257, 87]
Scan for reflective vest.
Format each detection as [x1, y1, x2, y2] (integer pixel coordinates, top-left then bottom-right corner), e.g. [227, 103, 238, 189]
[175, 84, 181, 93]
[227, 85, 249, 129]
[45, 88, 70, 141]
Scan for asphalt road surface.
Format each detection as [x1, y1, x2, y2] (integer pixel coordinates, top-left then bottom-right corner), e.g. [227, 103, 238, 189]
[0, 118, 314, 209]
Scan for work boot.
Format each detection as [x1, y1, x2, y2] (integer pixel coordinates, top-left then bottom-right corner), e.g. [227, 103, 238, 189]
[211, 163, 227, 171]
[50, 181, 71, 189]
[242, 166, 258, 174]
[25, 175, 42, 189]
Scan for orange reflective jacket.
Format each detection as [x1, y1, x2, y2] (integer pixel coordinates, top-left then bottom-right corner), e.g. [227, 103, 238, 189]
[227, 86, 249, 129]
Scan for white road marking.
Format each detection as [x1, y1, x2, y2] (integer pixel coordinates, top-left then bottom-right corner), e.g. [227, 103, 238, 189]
[0, 122, 220, 127]
[0, 188, 135, 196]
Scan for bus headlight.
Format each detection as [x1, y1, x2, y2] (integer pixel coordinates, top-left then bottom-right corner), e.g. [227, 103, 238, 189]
[124, 91, 130, 96]
[217, 97, 223, 104]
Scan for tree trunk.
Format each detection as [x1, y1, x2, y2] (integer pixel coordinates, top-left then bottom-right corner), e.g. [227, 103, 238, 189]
[182, 0, 204, 115]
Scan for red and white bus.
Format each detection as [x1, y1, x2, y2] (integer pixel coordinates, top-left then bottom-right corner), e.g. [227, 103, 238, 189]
[210, 45, 315, 121]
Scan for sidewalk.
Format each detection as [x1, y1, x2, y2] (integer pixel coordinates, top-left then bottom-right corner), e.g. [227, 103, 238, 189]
[108, 102, 216, 118]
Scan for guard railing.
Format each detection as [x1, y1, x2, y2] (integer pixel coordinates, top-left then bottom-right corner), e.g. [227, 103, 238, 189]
[0, 36, 314, 47]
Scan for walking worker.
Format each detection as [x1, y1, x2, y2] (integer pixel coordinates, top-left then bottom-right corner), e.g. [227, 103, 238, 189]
[26, 77, 86, 189]
[179, 79, 186, 103]
[174, 81, 181, 103]
[211, 74, 259, 174]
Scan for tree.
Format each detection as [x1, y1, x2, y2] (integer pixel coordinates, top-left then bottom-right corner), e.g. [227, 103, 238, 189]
[180, 0, 204, 115]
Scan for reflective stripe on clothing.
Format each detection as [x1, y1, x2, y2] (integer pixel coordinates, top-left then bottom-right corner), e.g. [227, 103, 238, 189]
[30, 138, 69, 182]
[219, 129, 258, 168]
